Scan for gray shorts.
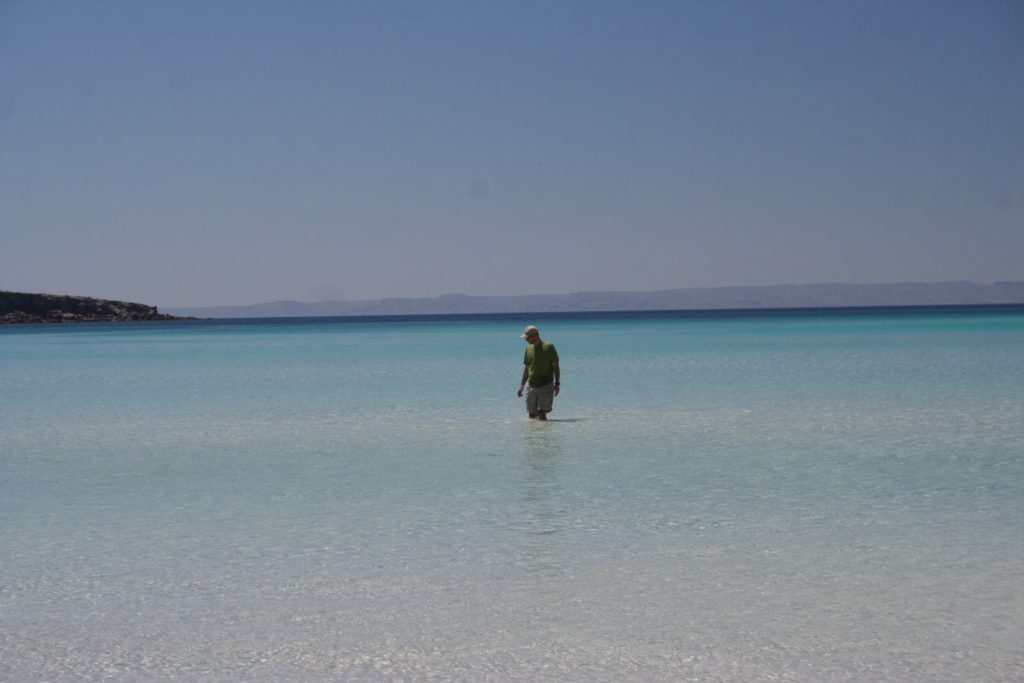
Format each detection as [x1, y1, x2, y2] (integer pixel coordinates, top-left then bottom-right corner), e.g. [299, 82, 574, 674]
[525, 382, 555, 414]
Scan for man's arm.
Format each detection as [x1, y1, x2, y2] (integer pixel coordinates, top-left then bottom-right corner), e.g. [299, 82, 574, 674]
[518, 365, 529, 397]
[552, 361, 560, 396]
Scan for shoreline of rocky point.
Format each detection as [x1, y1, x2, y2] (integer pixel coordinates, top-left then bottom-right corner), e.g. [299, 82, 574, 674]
[1, 291, 193, 324]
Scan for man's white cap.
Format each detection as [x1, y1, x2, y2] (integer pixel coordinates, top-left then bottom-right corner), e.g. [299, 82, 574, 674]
[520, 325, 539, 339]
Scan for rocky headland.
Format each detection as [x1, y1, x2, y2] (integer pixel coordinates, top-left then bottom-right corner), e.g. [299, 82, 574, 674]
[1, 291, 187, 324]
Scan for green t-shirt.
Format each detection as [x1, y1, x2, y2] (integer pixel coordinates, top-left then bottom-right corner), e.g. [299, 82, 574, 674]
[523, 341, 559, 387]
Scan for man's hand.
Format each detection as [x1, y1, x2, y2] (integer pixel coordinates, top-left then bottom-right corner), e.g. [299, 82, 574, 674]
[517, 385, 524, 397]
[554, 384, 560, 397]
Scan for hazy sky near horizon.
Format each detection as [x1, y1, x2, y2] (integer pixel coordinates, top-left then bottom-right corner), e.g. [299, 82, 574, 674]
[2, 1, 1022, 307]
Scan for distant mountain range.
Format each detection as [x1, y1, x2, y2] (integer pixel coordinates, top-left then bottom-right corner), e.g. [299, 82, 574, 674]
[166, 281, 1024, 318]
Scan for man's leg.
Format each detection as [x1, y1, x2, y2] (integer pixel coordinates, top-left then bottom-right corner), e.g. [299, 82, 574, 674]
[535, 383, 553, 420]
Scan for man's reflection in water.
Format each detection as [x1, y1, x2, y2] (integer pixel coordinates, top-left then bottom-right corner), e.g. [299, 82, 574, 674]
[519, 423, 566, 580]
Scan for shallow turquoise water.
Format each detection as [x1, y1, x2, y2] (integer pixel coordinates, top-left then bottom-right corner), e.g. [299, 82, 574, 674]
[2, 309, 1022, 681]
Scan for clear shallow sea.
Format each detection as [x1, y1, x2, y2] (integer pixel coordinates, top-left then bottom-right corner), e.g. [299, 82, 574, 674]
[2, 307, 1022, 682]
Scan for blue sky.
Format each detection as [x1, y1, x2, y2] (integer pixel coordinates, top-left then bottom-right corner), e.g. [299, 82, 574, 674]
[2, 1, 1022, 307]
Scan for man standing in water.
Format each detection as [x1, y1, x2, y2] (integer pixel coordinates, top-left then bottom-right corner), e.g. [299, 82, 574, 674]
[517, 325, 560, 420]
